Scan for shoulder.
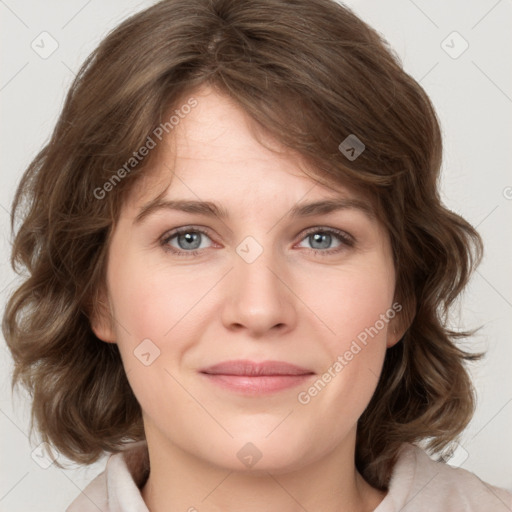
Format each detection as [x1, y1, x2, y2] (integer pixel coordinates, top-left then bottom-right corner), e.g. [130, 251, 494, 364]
[66, 441, 149, 512]
[377, 443, 512, 512]
[65, 467, 108, 512]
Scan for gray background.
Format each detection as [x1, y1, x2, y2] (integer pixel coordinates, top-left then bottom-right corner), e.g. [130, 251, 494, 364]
[1, 0, 511, 510]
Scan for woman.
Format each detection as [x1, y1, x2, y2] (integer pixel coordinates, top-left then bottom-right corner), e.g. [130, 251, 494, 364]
[3, 0, 511, 510]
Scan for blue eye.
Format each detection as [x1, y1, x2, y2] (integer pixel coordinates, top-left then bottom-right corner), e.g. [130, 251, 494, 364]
[298, 227, 354, 255]
[160, 226, 354, 257]
[161, 227, 213, 256]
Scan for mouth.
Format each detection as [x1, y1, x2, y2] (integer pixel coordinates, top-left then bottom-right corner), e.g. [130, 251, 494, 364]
[199, 360, 316, 395]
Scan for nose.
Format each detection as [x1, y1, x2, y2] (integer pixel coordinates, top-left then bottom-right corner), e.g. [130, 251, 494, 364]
[221, 241, 297, 338]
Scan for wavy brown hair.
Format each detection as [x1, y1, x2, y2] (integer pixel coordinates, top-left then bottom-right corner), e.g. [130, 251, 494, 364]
[2, 0, 483, 490]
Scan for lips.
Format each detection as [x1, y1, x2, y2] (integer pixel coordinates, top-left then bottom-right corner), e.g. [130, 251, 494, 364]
[199, 360, 315, 395]
[199, 359, 315, 376]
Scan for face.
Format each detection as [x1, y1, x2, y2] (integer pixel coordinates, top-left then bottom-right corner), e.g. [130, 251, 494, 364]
[92, 85, 400, 474]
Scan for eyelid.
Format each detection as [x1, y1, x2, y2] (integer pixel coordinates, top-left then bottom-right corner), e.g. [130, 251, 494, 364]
[298, 226, 355, 246]
[160, 225, 217, 251]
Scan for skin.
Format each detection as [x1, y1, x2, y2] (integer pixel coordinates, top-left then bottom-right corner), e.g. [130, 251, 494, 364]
[92, 85, 403, 512]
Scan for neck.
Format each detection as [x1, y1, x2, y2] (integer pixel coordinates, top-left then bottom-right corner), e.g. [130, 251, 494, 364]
[140, 425, 386, 512]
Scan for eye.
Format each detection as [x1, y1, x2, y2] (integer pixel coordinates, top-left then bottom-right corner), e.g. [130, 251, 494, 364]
[160, 226, 215, 257]
[296, 227, 354, 256]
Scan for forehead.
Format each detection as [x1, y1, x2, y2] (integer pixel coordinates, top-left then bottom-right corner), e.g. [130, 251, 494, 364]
[123, 85, 376, 219]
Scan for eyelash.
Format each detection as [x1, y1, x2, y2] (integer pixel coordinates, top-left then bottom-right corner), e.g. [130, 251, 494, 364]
[159, 226, 355, 258]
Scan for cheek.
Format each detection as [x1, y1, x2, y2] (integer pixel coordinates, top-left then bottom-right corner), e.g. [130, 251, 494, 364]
[295, 260, 395, 412]
[303, 259, 395, 348]
[108, 248, 207, 340]
[106, 261, 188, 414]
[106, 250, 219, 398]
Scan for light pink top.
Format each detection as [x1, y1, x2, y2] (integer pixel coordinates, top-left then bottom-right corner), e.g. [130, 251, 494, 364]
[66, 441, 512, 511]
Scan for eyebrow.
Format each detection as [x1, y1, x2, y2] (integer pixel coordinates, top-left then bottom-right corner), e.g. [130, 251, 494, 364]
[133, 197, 375, 225]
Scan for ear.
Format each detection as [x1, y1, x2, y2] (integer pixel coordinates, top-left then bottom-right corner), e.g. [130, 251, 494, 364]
[386, 320, 407, 348]
[89, 286, 117, 343]
[386, 297, 414, 348]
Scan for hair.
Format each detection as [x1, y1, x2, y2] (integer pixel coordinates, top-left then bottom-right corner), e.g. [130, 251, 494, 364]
[2, 0, 484, 490]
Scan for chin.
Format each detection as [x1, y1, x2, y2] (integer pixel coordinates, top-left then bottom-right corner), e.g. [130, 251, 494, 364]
[197, 431, 318, 475]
